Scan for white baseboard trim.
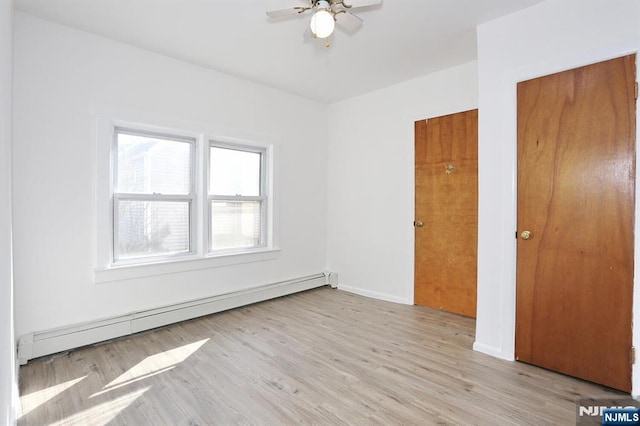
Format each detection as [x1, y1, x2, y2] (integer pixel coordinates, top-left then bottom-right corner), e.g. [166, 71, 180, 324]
[337, 285, 412, 305]
[472, 341, 515, 361]
[18, 273, 329, 364]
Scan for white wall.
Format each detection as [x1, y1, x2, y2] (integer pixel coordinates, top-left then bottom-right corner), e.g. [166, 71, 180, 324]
[474, 0, 640, 391]
[0, 0, 16, 423]
[326, 62, 478, 303]
[12, 13, 328, 338]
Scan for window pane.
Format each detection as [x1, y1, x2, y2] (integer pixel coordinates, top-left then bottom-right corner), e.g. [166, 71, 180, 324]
[209, 147, 261, 196]
[117, 200, 190, 259]
[117, 132, 192, 194]
[211, 201, 261, 250]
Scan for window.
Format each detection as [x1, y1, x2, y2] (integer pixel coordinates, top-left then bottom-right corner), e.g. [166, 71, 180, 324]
[98, 117, 276, 275]
[113, 128, 195, 262]
[208, 143, 266, 252]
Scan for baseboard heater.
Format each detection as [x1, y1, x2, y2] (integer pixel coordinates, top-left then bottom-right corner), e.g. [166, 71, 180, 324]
[18, 272, 330, 365]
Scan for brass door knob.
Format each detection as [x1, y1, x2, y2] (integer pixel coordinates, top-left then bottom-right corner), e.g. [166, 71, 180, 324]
[521, 230, 532, 240]
[414, 220, 424, 227]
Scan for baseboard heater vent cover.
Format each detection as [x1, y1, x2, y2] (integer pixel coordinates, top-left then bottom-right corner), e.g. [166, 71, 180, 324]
[18, 273, 329, 364]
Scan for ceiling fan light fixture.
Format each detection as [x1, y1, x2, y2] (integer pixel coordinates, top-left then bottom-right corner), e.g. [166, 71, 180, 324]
[309, 1, 335, 39]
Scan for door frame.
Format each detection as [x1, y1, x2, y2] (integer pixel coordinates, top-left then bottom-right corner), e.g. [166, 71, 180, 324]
[474, 52, 639, 392]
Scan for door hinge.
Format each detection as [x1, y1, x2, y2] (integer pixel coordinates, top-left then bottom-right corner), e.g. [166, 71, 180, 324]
[631, 346, 636, 364]
[635, 82, 638, 100]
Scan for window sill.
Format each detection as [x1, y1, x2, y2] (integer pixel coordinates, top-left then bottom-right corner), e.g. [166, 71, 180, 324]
[94, 248, 281, 284]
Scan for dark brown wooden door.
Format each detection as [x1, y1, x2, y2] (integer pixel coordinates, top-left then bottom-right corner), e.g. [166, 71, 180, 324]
[414, 109, 478, 318]
[515, 55, 636, 392]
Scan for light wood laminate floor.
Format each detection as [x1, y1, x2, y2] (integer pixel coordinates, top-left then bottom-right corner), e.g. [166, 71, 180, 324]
[18, 287, 623, 425]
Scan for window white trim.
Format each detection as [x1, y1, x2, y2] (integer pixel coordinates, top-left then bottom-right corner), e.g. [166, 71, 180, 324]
[93, 106, 279, 283]
[94, 248, 281, 283]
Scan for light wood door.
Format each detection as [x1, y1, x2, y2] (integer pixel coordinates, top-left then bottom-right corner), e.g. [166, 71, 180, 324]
[515, 55, 636, 392]
[414, 109, 478, 318]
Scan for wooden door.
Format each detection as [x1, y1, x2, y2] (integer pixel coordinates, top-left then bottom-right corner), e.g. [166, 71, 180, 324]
[414, 109, 478, 318]
[515, 55, 636, 392]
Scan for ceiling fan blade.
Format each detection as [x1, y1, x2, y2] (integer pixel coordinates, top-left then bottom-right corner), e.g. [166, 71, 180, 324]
[335, 11, 363, 33]
[302, 24, 313, 39]
[334, 0, 382, 9]
[266, 6, 310, 19]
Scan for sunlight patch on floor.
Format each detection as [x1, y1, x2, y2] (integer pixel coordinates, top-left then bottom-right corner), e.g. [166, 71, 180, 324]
[51, 387, 149, 426]
[20, 376, 87, 418]
[90, 338, 209, 398]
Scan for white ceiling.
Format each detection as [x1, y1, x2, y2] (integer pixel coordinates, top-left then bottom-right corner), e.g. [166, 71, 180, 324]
[14, 0, 544, 103]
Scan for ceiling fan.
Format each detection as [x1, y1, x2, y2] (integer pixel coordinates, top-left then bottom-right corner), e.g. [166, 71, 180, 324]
[267, 0, 382, 40]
